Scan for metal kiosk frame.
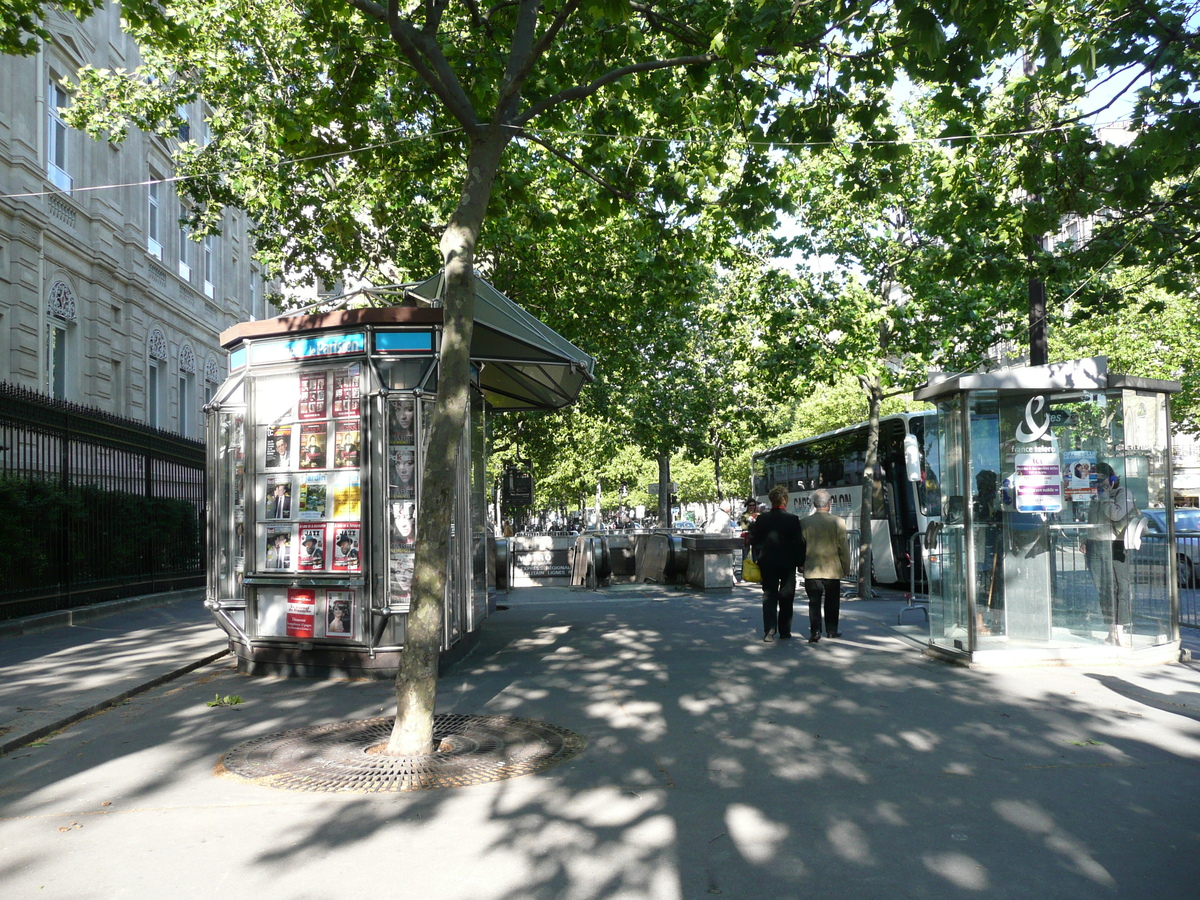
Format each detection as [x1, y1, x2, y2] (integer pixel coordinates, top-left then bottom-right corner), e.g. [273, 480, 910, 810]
[203, 276, 594, 677]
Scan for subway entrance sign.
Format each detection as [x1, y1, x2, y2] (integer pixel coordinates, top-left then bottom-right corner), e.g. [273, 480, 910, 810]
[504, 471, 534, 506]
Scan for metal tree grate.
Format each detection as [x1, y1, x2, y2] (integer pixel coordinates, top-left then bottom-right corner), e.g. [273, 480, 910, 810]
[217, 714, 586, 792]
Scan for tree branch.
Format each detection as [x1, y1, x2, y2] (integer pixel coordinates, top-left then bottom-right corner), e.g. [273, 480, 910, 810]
[497, 0, 583, 118]
[349, 0, 480, 130]
[515, 53, 719, 126]
[495, 0, 548, 123]
[521, 129, 649, 209]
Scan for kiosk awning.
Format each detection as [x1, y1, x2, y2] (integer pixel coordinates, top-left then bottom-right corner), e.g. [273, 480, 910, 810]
[408, 274, 596, 412]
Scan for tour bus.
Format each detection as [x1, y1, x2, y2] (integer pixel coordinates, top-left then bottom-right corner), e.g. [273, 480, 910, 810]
[750, 412, 936, 585]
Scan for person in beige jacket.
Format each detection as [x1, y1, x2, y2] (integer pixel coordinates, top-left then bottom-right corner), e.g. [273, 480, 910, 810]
[799, 488, 851, 641]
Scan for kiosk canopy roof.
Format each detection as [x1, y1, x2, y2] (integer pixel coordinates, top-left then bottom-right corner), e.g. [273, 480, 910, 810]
[220, 275, 595, 412]
[408, 273, 595, 412]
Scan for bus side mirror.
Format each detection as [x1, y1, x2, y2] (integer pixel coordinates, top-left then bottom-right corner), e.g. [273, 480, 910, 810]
[903, 434, 922, 483]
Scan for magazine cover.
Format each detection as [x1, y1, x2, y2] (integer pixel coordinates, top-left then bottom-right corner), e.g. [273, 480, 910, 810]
[391, 500, 416, 549]
[390, 551, 415, 612]
[264, 474, 293, 519]
[388, 446, 416, 499]
[331, 365, 361, 419]
[299, 422, 328, 469]
[389, 397, 416, 445]
[330, 524, 361, 573]
[298, 473, 328, 519]
[285, 587, 316, 638]
[265, 524, 292, 570]
[325, 590, 354, 638]
[298, 371, 328, 420]
[297, 525, 325, 572]
[332, 472, 362, 519]
[334, 420, 361, 468]
[265, 424, 292, 468]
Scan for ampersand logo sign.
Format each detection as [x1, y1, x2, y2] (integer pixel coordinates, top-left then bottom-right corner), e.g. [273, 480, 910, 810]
[1015, 395, 1051, 443]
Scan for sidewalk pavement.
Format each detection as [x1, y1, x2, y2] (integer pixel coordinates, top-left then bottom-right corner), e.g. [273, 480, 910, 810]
[1, 583, 1199, 899]
[0, 588, 228, 757]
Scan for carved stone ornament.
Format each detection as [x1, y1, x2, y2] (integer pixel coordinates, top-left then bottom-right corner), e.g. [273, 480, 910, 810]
[180, 343, 196, 373]
[149, 327, 168, 360]
[205, 357, 220, 383]
[47, 280, 77, 322]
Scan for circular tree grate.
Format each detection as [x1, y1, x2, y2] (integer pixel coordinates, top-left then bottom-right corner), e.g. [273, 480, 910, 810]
[217, 713, 586, 792]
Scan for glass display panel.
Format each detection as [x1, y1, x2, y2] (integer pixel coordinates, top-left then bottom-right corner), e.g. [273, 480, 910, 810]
[253, 586, 359, 640]
[211, 408, 246, 599]
[929, 396, 970, 654]
[387, 395, 419, 613]
[960, 388, 1174, 652]
[471, 390, 488, 627]
[378, 358, 435, 392]
[1123, 391, 1173, 646]
[252, 364, 362, 575]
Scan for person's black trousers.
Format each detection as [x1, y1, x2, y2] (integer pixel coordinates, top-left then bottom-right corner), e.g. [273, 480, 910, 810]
[805, 577, 841, 636]
[761, 566, 796, 636]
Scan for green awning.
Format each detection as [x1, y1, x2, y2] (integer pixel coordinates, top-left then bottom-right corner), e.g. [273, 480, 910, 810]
[409, 273, 596, 412]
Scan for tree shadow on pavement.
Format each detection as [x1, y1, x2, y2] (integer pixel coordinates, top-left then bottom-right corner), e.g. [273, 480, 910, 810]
[2, 592, 1200, 898]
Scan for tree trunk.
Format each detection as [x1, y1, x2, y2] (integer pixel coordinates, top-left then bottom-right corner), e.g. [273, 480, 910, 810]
[857, 374, 883, 600]
[657, 454, 671, 527]
[712, 430, 724, 501]
[386, 131, 508, 755]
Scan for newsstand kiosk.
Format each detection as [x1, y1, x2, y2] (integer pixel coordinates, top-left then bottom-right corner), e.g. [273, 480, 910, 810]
[204, 274, 594, 677]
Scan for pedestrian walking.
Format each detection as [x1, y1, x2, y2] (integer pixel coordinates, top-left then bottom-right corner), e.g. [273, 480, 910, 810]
[748, 485, 805, 642]
[799, 488, 851, 642]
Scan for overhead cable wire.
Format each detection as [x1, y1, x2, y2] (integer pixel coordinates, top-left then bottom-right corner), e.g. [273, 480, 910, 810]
[0, 110, 1173, 202]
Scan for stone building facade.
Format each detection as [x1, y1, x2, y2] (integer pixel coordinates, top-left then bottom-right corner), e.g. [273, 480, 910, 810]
[0, 5, 275, 438]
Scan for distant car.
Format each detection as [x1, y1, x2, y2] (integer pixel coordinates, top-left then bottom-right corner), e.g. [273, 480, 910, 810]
[1139, 508, 1200, 588]
[674, 520, 699, 531]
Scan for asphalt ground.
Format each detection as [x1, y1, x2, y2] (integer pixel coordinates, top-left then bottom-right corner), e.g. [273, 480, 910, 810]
[1, 583, 1199, 899]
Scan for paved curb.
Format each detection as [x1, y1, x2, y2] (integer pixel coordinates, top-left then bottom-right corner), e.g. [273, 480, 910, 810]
[0, 587, 206, 640]
[0, 645, 229, 757]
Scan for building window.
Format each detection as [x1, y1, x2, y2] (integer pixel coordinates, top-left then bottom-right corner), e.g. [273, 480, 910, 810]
[178, 213, 191, 281]
[47, 80, 72, 193]
[148, 180, 163, 259]
[148, 359, 161, 428]
[203, 234, 215, 298]
[249, 273, 258, 320]
[45, 280, 77, 399]
[47, 320, 68, 399]
[148, 327, 168, 428]
[176, 104, 190, 142]
[179, 373, 195, 438]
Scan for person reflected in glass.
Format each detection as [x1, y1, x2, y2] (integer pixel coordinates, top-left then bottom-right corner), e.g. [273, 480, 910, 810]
[974, 470, 1003, 630]
[1084, 462, 1133, 644]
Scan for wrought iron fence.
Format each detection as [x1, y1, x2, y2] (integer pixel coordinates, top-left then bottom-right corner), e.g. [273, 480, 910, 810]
[0, 382, 205, 619]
